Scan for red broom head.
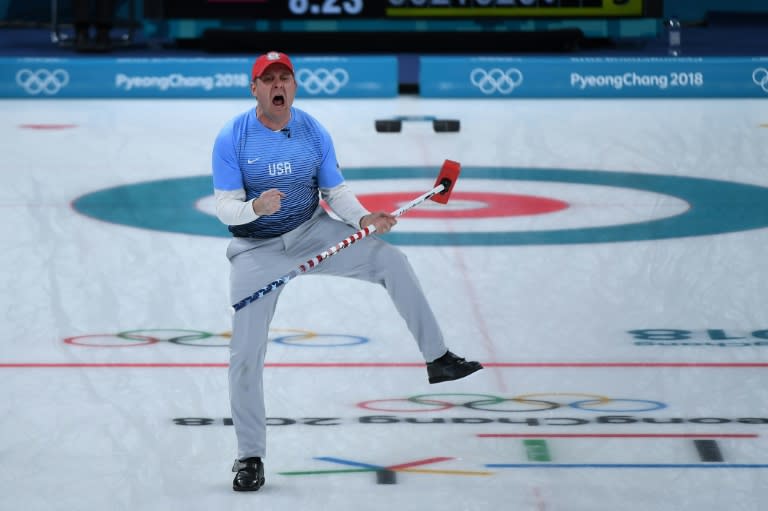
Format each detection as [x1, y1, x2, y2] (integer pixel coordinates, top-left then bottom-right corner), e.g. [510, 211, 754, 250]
[430, 159, 461, 204]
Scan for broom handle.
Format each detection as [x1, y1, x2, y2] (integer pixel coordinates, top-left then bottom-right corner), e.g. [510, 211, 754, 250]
[230, 181, 447, 313]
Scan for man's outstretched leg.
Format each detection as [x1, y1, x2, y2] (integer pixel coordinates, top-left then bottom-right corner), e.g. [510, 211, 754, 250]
[306, 214, 484, 384]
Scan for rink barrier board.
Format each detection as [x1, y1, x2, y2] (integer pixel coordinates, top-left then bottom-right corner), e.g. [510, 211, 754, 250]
[2, 56, 767, 98]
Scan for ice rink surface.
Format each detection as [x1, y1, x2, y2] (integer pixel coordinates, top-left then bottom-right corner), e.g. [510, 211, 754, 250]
[2, 95, 768, 510]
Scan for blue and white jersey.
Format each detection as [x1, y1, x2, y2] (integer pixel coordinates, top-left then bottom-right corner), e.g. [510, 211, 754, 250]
[212, 107, 344, 238]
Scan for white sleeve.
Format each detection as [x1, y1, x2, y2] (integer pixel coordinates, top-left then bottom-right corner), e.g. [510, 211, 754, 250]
[320, 183, 371, 227]
[214, 188, 260, 226]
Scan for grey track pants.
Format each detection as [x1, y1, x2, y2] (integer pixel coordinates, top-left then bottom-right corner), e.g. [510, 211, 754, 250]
[226, 207, 448, 459]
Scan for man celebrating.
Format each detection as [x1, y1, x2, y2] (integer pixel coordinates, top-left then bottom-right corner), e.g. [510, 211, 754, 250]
[211, 51, 483, 492]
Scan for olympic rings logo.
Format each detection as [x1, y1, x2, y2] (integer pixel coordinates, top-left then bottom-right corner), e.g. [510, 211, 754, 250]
[470, 67, 524, 95]
[752, 68, 768, 93]
[358, 393, 667, 413]
[296, 68, 350, 95]
[64, 329, 368, 348]
[15, 68, 70, 95]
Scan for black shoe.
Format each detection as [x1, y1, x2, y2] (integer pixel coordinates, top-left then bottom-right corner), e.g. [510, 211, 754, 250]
[232, 457, 265, 492]
[427, 350, 483, 384]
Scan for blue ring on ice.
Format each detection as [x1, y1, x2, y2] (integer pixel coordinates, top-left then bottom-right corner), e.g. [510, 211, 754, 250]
[71, 166, 768, 246]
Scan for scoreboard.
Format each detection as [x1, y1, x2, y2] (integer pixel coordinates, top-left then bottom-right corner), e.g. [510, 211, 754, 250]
[153, 0, 663, 20]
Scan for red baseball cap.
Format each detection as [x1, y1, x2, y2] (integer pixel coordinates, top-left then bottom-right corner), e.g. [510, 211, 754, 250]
[251, 51, 294, 80]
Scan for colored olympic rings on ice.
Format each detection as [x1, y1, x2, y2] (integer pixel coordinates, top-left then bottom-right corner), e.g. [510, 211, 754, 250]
[64, 329, 369, 348]
[357, 393, 667, 413]
[272, 332, 368, 347]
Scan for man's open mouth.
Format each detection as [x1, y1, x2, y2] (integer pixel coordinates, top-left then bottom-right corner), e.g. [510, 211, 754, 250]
[273, 94, 285, 106]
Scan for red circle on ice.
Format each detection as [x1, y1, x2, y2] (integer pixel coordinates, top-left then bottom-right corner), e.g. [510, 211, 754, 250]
[356, 192, 569, 219]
